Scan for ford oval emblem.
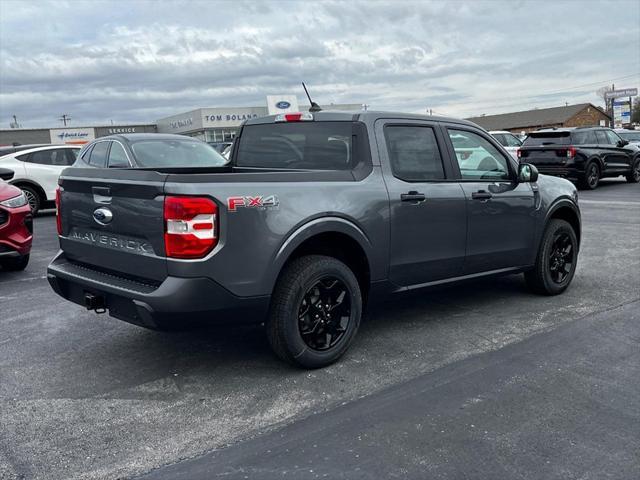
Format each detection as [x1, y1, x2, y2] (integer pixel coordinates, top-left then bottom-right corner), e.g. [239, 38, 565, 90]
[93, 207, 113, 225]
[275, 101, 291, 109]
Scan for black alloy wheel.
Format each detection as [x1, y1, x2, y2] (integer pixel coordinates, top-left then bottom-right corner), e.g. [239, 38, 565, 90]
[298, 276, 351, 351]
[548, 232, 574, 284]
[267, 255, 362, 368]
[585, 162, 599, 189]
[626, 159, 640, 183]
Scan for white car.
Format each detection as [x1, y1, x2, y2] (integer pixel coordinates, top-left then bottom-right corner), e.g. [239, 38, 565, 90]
[489, 130, 523, 160]
[0, 145, 81, 213]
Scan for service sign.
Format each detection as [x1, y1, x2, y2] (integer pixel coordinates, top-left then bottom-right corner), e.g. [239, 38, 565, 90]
[50, 128, 96, 145]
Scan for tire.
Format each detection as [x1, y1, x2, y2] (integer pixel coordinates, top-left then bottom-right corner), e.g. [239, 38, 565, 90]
[524, 219, 577, 295]
[579, 161, 600, 190]
[626, 158, 640, 183]
[267, 255, 362, 369]
[19, 185, 41, 214]
[0, 254, 30, 271]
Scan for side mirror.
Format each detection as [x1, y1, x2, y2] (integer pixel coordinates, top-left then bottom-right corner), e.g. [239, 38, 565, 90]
[0, 167, 15, 181]
[617, 139, 629, 147]
[518, 163, 538, 183]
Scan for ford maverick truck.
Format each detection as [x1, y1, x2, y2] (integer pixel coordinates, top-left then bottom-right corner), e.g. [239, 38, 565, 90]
[48, 111, 581, 368]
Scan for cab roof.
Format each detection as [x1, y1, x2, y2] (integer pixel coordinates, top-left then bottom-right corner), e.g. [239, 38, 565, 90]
[244, 110, 479, 128]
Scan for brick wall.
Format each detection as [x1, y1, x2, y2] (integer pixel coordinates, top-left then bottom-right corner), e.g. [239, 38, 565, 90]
[565, 105, 610, 128]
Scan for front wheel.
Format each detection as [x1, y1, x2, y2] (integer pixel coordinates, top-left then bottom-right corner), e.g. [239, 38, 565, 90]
[524, 219, 577, 295]
[626, 158, 640, 183]
[267, 255, 362, 369]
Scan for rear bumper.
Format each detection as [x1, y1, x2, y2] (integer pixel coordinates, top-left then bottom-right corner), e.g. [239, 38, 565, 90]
[47, 252, 270, 329]
[533, 165, 582, 181]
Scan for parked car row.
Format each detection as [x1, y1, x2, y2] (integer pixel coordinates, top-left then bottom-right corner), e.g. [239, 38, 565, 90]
[516, 127, 640, 189]
[0, 145, 81, 213]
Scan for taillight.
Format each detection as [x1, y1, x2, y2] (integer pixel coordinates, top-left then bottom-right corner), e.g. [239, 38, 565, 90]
[516, 148, 522, 159]
[55, 187, 62, 235]
[164, 196, 218, 259]
[274, 112, 314, 122]
[567, 146, 577, 158]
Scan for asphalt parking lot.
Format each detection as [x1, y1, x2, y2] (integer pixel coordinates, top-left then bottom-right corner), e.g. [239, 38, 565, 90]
[1, 178, 639, 480]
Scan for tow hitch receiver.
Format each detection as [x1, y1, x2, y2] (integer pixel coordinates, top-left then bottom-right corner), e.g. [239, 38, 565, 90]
[84, 292, 106, 313]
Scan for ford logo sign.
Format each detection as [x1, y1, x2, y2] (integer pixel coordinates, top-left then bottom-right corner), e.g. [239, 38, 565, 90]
[93, 207, 113, 225]
[275, 101, 291, 109]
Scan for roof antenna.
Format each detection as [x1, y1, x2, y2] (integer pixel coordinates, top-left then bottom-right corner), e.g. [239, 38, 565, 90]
[302, 82, 322, 112]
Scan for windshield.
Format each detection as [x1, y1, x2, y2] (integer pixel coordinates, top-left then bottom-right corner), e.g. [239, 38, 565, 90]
[523, 132, 571, 146]
[236, 122, 354, 170]
[130, 139, 228, 168]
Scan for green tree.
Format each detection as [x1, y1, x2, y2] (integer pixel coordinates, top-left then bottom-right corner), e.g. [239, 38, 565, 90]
[632, 98, 640, 124]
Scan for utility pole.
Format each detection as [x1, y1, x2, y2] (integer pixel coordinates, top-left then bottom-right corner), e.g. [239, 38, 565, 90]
[59, 114, 71, 126]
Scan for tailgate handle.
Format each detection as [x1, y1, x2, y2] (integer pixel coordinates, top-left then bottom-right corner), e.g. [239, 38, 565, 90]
[92, 186, 112, 204]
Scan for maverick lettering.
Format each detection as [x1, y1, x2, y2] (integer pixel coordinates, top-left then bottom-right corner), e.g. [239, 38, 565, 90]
[71, 230, 153, 255]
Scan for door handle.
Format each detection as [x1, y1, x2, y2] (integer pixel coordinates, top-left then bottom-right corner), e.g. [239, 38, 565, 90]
[471, 190, 492, 200]
[92, 186, 112, 204]
[401, 191, 426, 203]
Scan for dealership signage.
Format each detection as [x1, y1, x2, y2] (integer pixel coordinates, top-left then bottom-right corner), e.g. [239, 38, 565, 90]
[605, 88, 638, 100]
[204, 113, 259, 123]
[168, 117, 194, 129]
[613, 100, 631, 126]
[50, 127, 95, 144]
[267, 95, 299, 115]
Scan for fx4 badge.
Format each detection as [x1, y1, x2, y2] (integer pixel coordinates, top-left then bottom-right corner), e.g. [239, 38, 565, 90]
[227, 195, 279, 212]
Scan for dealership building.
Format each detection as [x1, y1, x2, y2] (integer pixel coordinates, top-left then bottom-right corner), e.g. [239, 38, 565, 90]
[0, 96, 363, 147]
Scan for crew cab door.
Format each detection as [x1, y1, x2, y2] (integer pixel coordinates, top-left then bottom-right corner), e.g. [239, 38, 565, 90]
[442, 125, 537, 273]
[376, 120, 466, 287]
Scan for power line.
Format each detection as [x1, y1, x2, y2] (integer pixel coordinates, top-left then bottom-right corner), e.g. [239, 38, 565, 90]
[465, 72, 640, 117]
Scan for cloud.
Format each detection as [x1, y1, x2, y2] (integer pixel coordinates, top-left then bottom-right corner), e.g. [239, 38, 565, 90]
[0, 0, 638, 127]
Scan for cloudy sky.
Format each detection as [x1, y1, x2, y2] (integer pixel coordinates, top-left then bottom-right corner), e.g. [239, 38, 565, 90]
[0, 0, 638, 128]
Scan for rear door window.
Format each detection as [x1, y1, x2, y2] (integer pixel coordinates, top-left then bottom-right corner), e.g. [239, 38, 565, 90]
[384, 125, 445, 181]
[89, 142, 109, 168]
[236, 122, 354, 170]
[107, 142, 130, 168]
[595, 131, 609, 145]
[572, 131, 597, 145]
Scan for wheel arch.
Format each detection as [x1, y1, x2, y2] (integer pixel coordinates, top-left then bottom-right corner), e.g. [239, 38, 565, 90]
[546, 200, 581, 249]
[268, 217, 373, 303]
[10, 179, 46, 203]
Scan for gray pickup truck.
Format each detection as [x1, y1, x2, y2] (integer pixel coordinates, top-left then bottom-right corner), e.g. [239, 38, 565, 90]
[48, 111, 581, 368]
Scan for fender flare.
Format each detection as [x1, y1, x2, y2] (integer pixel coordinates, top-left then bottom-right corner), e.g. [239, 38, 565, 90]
[544, 197, 582, 247]
[264, 215, 374, 292]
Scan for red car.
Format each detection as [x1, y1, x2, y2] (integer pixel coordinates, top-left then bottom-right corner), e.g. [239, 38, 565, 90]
[0, 168, 32, 270]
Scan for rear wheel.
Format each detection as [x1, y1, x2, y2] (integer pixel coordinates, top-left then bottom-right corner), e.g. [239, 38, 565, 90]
[0, 254, 30, 271]
[626, 158, 640, 183]
[267, 255, 362, 368]
[525, 219, 577, 295]
[579, 161, 600, 190]
[19, 186, 41, 214]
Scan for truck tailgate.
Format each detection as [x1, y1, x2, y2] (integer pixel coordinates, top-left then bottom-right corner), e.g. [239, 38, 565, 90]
[58, 168, 169, 282]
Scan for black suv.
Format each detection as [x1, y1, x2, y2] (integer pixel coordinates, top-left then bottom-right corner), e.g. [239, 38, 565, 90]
[518, 127, 640, 189]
